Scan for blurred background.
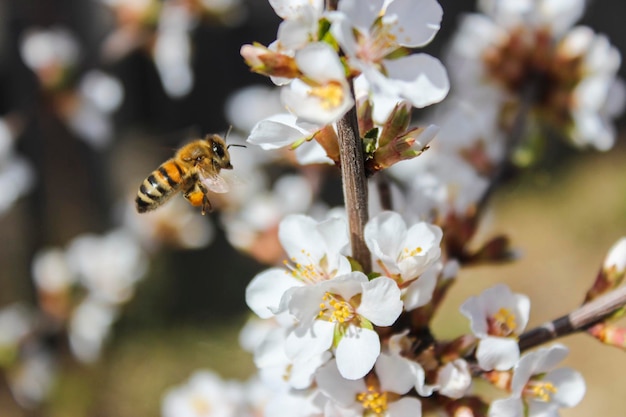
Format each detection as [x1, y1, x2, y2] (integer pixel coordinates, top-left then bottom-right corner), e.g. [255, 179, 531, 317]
[0, 0, 624, 416]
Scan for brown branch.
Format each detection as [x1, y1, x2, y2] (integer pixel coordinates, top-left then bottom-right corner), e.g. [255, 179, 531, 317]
[518, 285, 626, 351]
[336, 102, 372, 273]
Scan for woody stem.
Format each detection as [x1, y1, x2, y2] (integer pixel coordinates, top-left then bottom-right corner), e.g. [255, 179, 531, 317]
[518, 285, 626, 351]
[336, 89, 372, 273]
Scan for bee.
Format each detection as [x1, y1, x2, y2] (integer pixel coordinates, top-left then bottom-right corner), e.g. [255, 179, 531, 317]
[136, 134, 236, 215]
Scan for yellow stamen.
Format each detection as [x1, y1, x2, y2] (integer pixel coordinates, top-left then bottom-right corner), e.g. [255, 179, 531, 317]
[526, 381, 558, 402]
[309, 82, 344, 110]
[356, 386, 388, 415]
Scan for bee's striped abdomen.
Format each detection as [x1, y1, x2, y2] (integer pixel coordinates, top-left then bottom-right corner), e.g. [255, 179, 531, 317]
[136, 160, 187, 213]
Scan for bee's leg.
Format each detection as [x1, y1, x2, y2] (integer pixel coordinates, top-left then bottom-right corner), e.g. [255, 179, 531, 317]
[183, 183, 212, 215]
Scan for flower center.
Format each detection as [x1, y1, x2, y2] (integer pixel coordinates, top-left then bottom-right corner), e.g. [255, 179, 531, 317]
[283, 250, 331, 284]
[356, 22, 398, 64]
[309, 82, 344, 110]
[318, 292, 355, 323]
[191, 395, 212, 415]
[357, 385, 388, 416]
[525, 380, 558, 402]
[488, 307, 517, 337]
[401, 245, 423, 258]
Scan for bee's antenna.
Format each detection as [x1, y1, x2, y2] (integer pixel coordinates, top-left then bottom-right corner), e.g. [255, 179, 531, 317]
[224, 125, 234, 141]
[227, 144, 247, 149]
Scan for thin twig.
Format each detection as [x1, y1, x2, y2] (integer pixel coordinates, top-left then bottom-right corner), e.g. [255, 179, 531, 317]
[518, 285, 626, 351]
[336, 100, 372, 273]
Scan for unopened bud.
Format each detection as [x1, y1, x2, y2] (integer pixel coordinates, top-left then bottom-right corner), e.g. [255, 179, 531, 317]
[240, 44, 300, 79]
[369, 124, 438, 173]
[604, 237, 626, 274]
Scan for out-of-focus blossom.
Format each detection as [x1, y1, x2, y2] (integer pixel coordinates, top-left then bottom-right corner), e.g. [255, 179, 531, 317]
[0, 156, 35, 215]
[161, 370, 246, 417]
[389, 152, 489, 223]
[225, 85, 284, 134]
[123, 197, 215, 252]
[32, 248, 76, 319]
[68, 298, 118, 363]
[223, 175, 315, 262]
[0, 304, 33, 366]
[7, 348, 56, 409]
[19, 27, 80, 89]
[461, 284, 530, 371]
[437, 359, 472, 399]
[446, 0, 624, 151]
[66, 229, 147, 305]
[154, 2, 196, 98]
[489, 344, 585, 417]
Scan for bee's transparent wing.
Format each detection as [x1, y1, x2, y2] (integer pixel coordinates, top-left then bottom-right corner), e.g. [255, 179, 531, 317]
[200, 172, 229, 193]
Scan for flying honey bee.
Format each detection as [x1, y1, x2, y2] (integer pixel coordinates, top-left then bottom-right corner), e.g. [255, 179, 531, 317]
[135, 134, 240, 215]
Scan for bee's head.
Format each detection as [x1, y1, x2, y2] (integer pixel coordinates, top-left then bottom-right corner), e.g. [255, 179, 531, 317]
[205, 134, 233, 170]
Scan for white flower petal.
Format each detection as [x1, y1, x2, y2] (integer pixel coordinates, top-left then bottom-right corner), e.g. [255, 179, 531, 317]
[316, 359, 366, 407]
[335, 326, 380, 380]
[357, 277, 402, 326]
[403, 267, 438, 310]
[386, 396, 422, 417]
[245, 268, 301, 318]
[383, 54, 450, 108]
[489, 397, 524, 417]
[375, 353, 417, 395]
[248, 114, 311, 150]
[286, 319, 335, 360]
[546, 367, 586, 408]
[476, 336, 520, 371]
[386, 0, 442, 47]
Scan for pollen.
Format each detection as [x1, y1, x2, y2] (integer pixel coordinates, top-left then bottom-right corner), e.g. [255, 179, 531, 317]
[356, 386, 388, 416]
[318, 292, 355, 323]
[309, 82, 344, 110]
[526, 381, 558, 402]
[402, 246, 423, 257]
[488, 307, 517, 337]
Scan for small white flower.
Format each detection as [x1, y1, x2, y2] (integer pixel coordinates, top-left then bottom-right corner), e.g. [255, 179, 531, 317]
[8, 348, 56, 409]
[254, 326, 331, 389]
[0, 303, 33, 349]
[489, 344, 585, 417]
[68, 298, 117, 363]
[460, 284, 530, 371]
[31, 247, 75, 294]
[316, 358, 422, 417]
[162, 370, 245, 417]
[364, 211, 442, 285]
[66, 229, 147, 305]
[284, 272, 402, 380]
[245, 214, 351, 319]
[330, 0, 449, 110]
[437, 359, 472, 399]
[269, 0, 324, 52]
[281, 43, 354, 125]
